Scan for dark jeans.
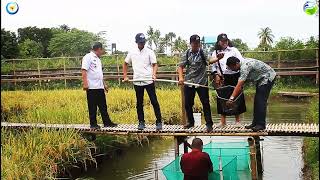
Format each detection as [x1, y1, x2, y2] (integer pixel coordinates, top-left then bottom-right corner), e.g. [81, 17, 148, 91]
[134, 83, 162, 123]
[252, 80, 274, 128]
[86, 89, 112, 126]
[184, 85, 213, 126]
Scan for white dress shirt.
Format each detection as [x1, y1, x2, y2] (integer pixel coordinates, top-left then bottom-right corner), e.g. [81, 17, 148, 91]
[81, 51, 104, 89]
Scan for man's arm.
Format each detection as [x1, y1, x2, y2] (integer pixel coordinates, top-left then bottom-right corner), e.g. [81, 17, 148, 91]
[123, 62, 129, 81]
[206, 154, 213, 173]
[81, 69, 89, 90]
[231, 80, 245, 98]
[178, 66, 184, 85]
[152, 63, 158, 79]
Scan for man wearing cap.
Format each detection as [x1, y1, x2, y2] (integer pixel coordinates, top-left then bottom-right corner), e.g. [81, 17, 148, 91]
[123, 33, 162, 131]
[178, 34, 215, 132]
[81, 42, 118, 129]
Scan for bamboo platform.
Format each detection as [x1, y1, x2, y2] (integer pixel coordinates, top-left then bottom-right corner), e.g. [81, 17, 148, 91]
[1, 122, 318, 137]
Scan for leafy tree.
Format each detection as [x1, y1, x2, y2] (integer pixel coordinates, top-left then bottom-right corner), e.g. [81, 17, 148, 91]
[257, 27, 274, 51]
[231, 38, 249, 51]
[173, 36, 188, 53]
[17, 26, 53, 57]
[18, 39, 43, 58]
[305, 36, 319, 48]
[274, 37, 305, 60]
[48, 29, 100, 57]
[1, 29, 19, 59]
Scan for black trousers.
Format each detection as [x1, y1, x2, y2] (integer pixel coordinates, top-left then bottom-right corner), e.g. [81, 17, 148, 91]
[252, 80, 274, 128]
[86, 89, 112, 126]
[134, 83, 162, 123]
[184, 85, 213, 126]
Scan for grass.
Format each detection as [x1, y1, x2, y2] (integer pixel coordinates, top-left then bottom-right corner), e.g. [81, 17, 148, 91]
[2, 88, 204, 179]
[1, 88, 204, 125]
[303, 98, 319, 180]
[1, 128, 96, 180]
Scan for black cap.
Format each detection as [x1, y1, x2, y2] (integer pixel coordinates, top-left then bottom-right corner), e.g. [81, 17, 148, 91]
[92, 42, 103, 50]
[190, 34, 201, 43]
[217, 33, 228, 42]
[135, 33, 146, 43]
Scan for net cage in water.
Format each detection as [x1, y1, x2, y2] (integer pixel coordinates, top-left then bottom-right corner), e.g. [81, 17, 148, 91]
[162, 141, 251, 180]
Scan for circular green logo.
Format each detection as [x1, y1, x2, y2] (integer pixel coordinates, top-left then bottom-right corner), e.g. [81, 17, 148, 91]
[303, 1, 319, 15]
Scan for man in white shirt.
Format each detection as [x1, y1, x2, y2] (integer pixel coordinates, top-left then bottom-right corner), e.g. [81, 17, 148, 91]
[81, 42, 117, 129]
[123, 33, 162, 130]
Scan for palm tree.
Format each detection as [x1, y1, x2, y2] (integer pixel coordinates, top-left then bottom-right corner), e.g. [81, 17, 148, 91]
[257, 27, 274, 50]
[153, 30, 161, 51]
[167, 32, 176, 54]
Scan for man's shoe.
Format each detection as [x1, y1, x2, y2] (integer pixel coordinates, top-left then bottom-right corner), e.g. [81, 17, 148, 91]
[206, 125, 213, 132]
[252, 125, 265, 132]
[156, 122, 162, 131]
[138, 122, 145, 130]
[183, 124, 194, 129]
[104, 121, 118, 127]
[245, 124, 256, 129]
[90, 124, 101, 129]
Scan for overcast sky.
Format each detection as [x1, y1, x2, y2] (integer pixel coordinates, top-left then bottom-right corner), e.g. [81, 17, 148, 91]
[1, 0, 319, 51]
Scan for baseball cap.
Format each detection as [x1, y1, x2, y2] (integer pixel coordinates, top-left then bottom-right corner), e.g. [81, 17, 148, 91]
[92, 42, 103, 50]
[190, 34, 201, 43]
[217, 33, 228, 42]
[135, 33, 146, 43]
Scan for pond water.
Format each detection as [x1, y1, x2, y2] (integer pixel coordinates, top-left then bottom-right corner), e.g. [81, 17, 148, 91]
[80, 96, 310, 180]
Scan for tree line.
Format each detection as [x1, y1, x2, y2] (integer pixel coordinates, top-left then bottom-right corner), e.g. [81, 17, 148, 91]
[1, 25, 318, 59]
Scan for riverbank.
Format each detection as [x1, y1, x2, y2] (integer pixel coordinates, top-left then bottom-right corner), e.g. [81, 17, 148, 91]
[302, 98, 319, 180]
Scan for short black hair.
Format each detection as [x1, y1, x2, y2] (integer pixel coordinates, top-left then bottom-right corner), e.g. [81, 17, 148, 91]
[191, 138, 203, 149]
[226, 56, 240, 66]
[92, 42, 103, 50]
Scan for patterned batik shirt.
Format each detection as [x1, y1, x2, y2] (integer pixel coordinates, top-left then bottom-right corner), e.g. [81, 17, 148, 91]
[179, 49, 209, 87]
[238, 58, 276, 86]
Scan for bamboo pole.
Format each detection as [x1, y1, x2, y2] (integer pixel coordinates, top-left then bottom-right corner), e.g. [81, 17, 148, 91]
[248, 137, 258, 180]
[63, 58, 67, 88]
[277, 51, 281, 68]
[174, 136, 179, 157]
[180, 84, 186, 125]
[37, 59, 41, 87]
[13, 60, 16, 88]
[116, 55, 120, 85]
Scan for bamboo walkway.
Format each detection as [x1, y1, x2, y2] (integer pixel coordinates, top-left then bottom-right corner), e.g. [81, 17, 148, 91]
[1, 122, 318, 137]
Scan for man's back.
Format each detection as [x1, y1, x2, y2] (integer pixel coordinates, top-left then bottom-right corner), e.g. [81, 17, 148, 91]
[180, 149, 213, 180]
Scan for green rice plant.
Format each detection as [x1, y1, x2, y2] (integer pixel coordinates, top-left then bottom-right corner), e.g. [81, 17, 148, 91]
[1, 128, 96, 180]
[1, 88, 203, 125]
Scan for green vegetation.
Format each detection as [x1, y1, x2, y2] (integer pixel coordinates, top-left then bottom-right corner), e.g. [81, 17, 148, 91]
[1, 88, 203, 179]
[303, 98, 319, 180]
[1, 128, 95, 180]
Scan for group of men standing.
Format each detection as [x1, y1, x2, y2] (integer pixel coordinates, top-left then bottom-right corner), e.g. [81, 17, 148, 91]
[81, 33, 276, 133]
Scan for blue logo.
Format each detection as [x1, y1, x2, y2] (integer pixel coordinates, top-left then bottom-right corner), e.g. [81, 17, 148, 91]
[303, 1, 319, 15]
[6, 2, 19, 15]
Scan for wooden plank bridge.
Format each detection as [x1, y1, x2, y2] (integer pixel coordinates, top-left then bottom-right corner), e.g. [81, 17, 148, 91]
[1, 122, 318, 137]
